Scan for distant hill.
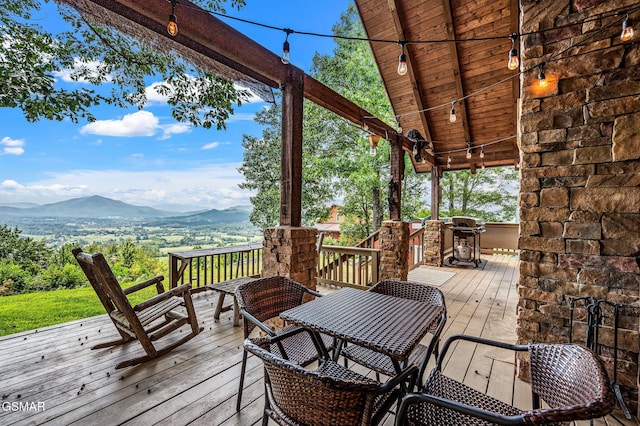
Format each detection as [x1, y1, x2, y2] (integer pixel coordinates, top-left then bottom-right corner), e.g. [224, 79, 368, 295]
[0, 196, 253, 225]
[154, 206, 250, 225]
[0, 195, 173, 219]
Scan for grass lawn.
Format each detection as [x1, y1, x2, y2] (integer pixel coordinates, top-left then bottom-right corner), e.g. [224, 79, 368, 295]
[0, 284, 159, 337]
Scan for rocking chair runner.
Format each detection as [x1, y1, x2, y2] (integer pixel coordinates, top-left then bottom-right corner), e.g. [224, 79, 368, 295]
[73, 247, 202, 369]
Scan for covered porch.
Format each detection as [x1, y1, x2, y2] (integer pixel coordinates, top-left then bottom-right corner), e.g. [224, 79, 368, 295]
[2, 255, 517, 425]
[1, 255, 632, 424]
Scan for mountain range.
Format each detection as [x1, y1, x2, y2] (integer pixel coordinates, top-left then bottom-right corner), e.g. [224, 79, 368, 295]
[0, 195, 251, 223]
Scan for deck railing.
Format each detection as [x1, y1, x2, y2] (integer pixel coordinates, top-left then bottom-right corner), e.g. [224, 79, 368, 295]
[408, 226, 425, 271]
[168, 243, 263, 292]
[316, 244, 379, 289]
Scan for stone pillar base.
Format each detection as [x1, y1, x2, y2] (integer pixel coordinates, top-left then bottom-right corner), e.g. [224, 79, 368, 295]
[379, 220, 409, 281]
[262, 226, 318, 290]
[423, 220, 445, 266]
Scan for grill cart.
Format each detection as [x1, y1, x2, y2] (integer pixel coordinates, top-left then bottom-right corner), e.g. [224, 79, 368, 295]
[448, 216, 486, 267]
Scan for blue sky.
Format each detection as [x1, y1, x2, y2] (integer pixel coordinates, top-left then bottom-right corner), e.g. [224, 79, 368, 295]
[0, 0, 351, 212]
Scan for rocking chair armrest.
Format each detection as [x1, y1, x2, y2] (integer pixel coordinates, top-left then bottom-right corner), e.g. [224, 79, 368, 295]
[123, 275, 165, 295]
[133, 283, 192, 311]
[395, 392, 526, 426]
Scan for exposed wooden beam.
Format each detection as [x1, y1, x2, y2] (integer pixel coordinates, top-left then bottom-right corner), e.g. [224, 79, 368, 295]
[280, 69, 305, 227]
[386, 0, 434, 147]
[431, 166, 440, 220]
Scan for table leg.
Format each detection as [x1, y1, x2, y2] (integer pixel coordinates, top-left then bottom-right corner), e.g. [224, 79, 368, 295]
[214, 293, 226, 321]
[232, 296, 241, 327]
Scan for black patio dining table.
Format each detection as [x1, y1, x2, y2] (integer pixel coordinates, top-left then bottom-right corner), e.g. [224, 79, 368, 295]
[280, 287, 444, 374]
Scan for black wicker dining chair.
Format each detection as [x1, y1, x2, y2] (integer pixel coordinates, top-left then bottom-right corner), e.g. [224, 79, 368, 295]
[234, 275, 335, 411]
[245, 332, 418, 426]
[395, 334, 616, 425]
[341, 279, 447, 384]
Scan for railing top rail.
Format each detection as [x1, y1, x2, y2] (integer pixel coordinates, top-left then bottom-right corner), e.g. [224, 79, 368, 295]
[168, 242, 263, 259]
[319, 245, 380, 255]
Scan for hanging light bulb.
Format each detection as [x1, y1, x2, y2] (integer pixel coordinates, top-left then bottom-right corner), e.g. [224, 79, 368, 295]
[465, 142, 472, 160]
[368, 134, 381, 156]
[621, 15, 634, 42]
[363, 122, 369, 132]
[449, 102, 457, 123]
[167, 0, 178, 36]
[481, 160, 486, 170]
[447, 153, 452, 169]
[479, 145, 485, 159]
[507, 33, 519, 70]
[281, 30, 292, 64]
[538, 63, 547, 88]
[412, 141, 419, 157]
[397, 41, 408, 76]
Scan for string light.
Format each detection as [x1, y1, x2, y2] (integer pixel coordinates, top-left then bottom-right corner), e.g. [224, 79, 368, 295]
[447, 153, 452, 169]
[368, 134, 381, 156]
[281, 29, 293, 64]
[412, 141, 419, 157]
[167, 0, 178, 36]
[479, 145, 485, 159]
[397, 41, 408, 76]
[449, 102, 457, 123]
[537, 63, 547, 88]
[465, 142, 472, 159]
[507, 33, 519, 70]
[621, 15, 634, 42]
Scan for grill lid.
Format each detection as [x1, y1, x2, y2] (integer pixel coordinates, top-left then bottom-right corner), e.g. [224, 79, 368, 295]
[451, 216, 485, 228]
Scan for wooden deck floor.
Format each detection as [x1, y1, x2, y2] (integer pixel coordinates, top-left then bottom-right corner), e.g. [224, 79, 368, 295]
[0, 255, 635, 425]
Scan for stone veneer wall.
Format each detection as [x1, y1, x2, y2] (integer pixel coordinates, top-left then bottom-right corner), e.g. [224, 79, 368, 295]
[379, 220, 409, 281]
[262, 226, 318, 290]
[517, 0, 640, 414]
[423, 220, 445, 267]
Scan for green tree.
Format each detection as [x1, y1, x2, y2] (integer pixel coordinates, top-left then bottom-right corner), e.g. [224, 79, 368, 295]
[440, 167, 518, 222]
[2, 0, 248, 128]
[0, 225, 51, 273]
[239, 5, 429, 239]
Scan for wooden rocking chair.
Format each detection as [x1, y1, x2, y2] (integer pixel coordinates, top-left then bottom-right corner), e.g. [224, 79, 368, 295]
[73, 247, 202, 369]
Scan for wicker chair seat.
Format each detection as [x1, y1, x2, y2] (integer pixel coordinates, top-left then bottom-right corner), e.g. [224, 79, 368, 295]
[269, 324, 334, 365]
[342, 342, 429, 377]
[395, 335, 616, 426]
[246, 336, 413, 426]
[411, 369, 523, 426]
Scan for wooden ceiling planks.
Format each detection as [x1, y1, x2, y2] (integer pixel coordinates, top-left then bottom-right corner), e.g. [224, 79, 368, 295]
[355, 0, 520, 173]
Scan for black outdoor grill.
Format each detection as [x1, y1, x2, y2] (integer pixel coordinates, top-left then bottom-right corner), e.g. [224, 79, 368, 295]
[448, 216, 486, 267]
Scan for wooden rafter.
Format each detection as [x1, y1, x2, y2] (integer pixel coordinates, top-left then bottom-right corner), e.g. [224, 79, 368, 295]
[442, 0, 472, 148]
[386, 0, 434, 146]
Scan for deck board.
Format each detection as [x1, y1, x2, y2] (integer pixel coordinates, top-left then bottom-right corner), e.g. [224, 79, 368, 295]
[1, 255, 635, 425]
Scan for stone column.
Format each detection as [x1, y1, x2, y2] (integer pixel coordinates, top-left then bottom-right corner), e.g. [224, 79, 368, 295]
[517, 0, 640, 414]
[378, 220, 409, 281]
[262, 226, 318, 290]
[423, 220, 445, 267]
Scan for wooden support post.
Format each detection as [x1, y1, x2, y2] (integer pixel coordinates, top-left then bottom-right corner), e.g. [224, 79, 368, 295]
[388, 135, 404, 221]
[431, 166, 440, 220]
[280, 68, 304, 227]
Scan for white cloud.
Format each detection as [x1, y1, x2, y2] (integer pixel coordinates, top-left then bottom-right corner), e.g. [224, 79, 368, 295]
[145, 82, 170, 105]
[1, 179, 24, 190]
[53, 59, 109, 83]
[0, 165, 253, 211]
[1, 136, 25, 155]
[227, 113, 258, 123]
[159, 122, 191, 140]
[80, 111, 159, 137]
[201, 142, 220, 150]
